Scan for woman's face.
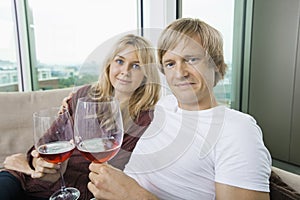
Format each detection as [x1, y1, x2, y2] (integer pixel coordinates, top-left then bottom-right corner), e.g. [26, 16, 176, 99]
[109, 46, 145, 98]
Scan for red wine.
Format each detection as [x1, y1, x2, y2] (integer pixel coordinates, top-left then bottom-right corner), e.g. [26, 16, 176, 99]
[38, 141, 75, 163]
[77, 138, 120, 163]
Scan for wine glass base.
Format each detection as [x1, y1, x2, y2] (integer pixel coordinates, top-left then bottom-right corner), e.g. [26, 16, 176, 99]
[50, 187, 80, 200]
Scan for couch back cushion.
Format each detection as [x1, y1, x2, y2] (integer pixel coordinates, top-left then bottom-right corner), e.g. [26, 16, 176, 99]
[0, 88, 72, 168]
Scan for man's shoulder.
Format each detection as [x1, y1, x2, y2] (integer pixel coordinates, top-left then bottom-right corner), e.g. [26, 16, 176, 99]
[220, 108, 263, 140]
[156, 94, 177, 108]
[224, 107, 257, 124]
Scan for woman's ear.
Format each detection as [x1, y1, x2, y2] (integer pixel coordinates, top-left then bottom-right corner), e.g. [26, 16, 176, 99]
[159, 63, 165, 74]
[141, 76, 147, 85]
[214, 65, 220, 72]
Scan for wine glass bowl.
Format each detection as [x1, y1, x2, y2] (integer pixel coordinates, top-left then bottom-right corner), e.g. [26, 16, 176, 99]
[37, 141, 75, 164]
[74, 96, 124, 164]
[33, 107, 80, 200]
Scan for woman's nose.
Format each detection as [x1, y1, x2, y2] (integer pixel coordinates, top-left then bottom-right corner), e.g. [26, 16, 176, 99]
[120, 63, 131, 74]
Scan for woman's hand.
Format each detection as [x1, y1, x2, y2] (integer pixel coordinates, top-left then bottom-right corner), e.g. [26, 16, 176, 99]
[58, 92, 74, 114]
[31, 149, 68, 183]
[3, 153, 34, 175]
[88, 163, 158, 200]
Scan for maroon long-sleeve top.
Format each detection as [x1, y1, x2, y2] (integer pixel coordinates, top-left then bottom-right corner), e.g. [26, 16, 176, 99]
[9, 85, 153, 200]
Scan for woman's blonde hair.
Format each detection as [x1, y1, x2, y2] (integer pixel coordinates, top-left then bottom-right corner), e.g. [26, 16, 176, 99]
[89, 34, 161, 121]
[157, 18, 227, 85]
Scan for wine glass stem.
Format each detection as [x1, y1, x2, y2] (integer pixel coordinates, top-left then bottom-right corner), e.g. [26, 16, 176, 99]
[59, 164, 67, 192]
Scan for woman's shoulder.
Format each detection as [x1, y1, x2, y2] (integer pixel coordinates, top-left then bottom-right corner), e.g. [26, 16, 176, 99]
[73, 84, 92, 98]
[136, 109, 154, 126]
[69, 84, 92, 115]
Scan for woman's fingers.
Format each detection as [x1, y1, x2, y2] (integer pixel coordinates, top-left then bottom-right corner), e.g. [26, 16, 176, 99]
[34, 157, 59, 173]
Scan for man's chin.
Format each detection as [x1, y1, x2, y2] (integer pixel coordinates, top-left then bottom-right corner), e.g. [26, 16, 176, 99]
[173, 93, 199, 105]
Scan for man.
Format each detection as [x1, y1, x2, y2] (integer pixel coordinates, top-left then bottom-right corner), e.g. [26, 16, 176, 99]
[88, 18, 271, 200]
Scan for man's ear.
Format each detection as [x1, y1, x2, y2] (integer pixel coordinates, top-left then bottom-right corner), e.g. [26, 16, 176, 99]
[214, 65, 221, 86]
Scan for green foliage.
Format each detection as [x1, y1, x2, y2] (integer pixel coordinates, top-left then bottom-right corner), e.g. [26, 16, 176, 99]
[58, 74, 99, 88]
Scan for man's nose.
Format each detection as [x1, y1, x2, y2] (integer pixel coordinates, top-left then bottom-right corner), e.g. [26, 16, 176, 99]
[175, 61, 189, 77]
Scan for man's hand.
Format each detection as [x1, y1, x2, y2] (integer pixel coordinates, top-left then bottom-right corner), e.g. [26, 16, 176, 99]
[88, 163, 158, 200]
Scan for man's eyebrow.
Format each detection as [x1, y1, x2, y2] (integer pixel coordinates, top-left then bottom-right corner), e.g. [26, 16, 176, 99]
[184, 54, 204, 58]
[162, 59, 173, 64]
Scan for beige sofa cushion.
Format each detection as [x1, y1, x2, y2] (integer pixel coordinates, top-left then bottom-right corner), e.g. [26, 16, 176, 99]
[272, 166, 300, 193]
[0, 88, 72, 168]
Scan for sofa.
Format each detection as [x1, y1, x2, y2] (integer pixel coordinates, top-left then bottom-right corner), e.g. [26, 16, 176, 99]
[0, 88, 72, 169]
[0, 88, 300, 199]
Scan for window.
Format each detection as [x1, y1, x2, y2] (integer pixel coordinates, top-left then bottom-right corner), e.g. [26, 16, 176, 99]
[181, 0, 235, 107]
[0, 0, 18, 91]
[26, 0, 138, 90]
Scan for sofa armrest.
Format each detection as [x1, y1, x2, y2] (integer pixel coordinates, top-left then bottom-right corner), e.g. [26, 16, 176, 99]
[271, 166, 300, 193]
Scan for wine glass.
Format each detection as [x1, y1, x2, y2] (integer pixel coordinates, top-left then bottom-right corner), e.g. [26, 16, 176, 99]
[33, 107, 80, 200]
[74, 96, 124, 200]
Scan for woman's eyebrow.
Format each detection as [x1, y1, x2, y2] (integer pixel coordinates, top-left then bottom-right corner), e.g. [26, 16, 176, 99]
[115, 55, 125, 59]
[115, 54, 140, 63]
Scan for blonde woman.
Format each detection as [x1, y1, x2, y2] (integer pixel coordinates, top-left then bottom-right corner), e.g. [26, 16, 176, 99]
[1, 34, 161, 200]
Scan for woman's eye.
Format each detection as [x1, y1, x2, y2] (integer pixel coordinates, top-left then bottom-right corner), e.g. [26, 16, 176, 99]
[116, 59, 124, 65]
[132, 64, 141, 70]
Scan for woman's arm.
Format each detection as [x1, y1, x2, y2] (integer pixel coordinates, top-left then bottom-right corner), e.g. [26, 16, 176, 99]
[3, 152, 64, 183]
[3, 153, 33, 175]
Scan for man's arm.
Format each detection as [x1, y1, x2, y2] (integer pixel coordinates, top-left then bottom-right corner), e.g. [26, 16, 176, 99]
[88, 163, 159, 200]
[216, 182, 270, 200]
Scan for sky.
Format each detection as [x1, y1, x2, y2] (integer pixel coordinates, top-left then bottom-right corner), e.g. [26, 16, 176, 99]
[0, 0, 17, 62]
[0, 0, 234, 65]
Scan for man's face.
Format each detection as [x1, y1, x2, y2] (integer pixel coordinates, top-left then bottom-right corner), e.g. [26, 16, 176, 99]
[161, 37, 216, 110]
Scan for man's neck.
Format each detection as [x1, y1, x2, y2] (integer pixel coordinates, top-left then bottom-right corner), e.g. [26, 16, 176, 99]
[178, 97, 218, 111]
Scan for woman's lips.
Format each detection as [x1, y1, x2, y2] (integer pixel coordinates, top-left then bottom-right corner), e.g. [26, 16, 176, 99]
[117, 78, 131, 84]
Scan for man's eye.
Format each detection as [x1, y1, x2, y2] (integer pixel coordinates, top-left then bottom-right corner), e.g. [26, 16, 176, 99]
[116, 59, 124, 65]
[186, 57, 200, 64]
[164, 62, 175, 69]
[132, 64, 141, 70]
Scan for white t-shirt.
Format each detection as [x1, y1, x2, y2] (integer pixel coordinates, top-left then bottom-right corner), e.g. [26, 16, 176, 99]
[124, 95, 272, 200]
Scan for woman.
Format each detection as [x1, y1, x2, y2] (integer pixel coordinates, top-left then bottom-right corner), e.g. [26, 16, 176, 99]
[1, 34, 161, 200]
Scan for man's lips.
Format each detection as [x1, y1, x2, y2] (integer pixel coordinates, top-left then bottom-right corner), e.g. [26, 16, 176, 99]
[174, 82, 195, 87]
